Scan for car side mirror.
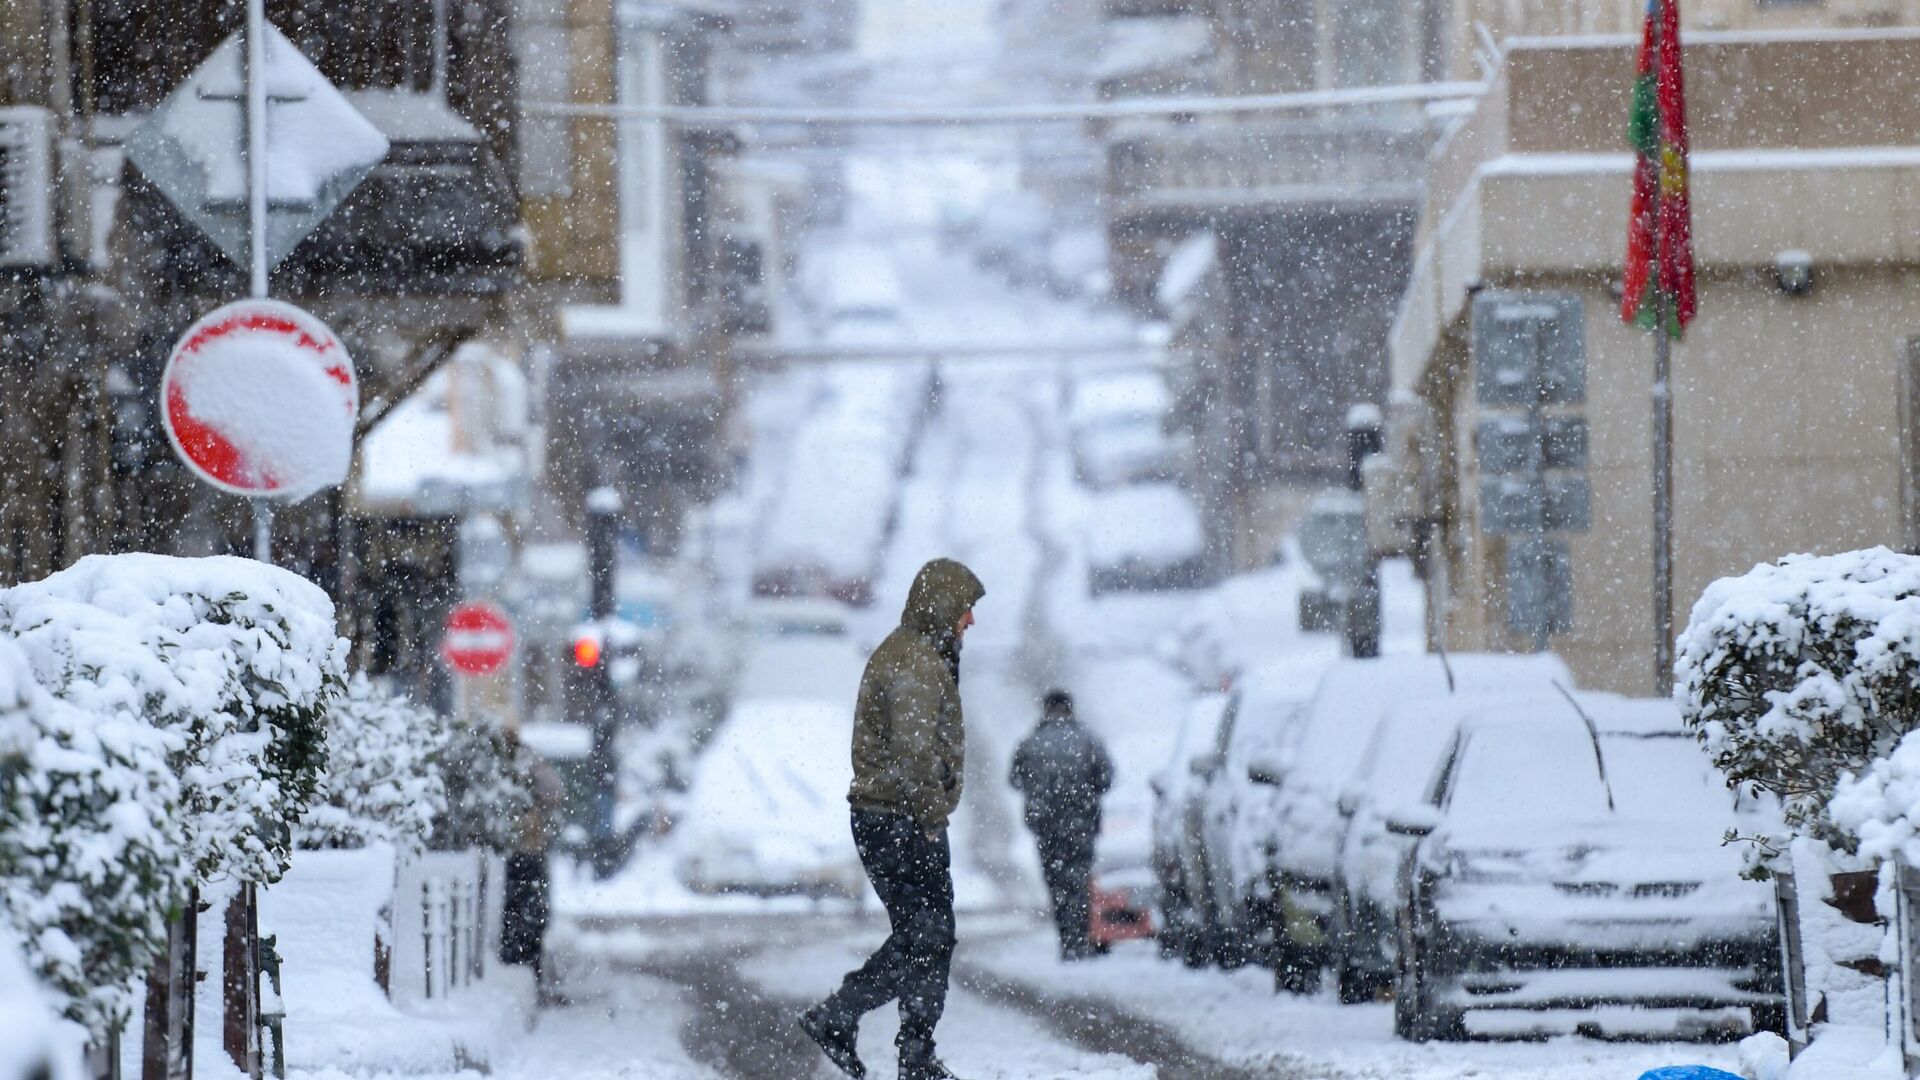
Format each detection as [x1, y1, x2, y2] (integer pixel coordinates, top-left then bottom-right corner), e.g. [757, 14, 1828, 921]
[1335, 787, 1362, 818]
[1384, 805, 1442, 838]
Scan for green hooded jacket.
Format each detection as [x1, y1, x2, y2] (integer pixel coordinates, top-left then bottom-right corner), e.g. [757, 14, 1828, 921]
[847, 558, 985, 831]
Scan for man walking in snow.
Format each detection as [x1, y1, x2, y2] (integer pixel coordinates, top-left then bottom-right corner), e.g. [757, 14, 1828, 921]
[801, 558, 985, 1080]
[1009, 689, 1113, 960]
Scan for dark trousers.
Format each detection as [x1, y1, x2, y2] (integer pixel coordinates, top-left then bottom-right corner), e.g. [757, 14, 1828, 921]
[825, 810, 956, 1058]
[1034, 829, 1095, 954]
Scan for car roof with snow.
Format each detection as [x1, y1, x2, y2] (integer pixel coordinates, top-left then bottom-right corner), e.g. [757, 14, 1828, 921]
[1356, 690, 1566, 812]
[1290, 652, 1574, 796]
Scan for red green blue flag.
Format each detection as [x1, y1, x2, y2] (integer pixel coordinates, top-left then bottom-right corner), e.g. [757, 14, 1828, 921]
[1621, 0, 1696, 338]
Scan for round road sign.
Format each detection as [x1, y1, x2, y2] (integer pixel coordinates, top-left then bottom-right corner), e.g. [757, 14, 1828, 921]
[442, 602, 516, 677]
[162, 299, 358, 500]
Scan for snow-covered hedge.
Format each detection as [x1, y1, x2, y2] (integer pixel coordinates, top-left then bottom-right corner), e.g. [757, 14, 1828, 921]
[0, 554, 348, 885]
[0, 918, 82, 1080]
[0, 634, 186, 1037]
[431, 721, 531, 854]
[1831, 726, 1920, 863]
[296, 675, 449, 852]
[1676, 547, 1920, 843]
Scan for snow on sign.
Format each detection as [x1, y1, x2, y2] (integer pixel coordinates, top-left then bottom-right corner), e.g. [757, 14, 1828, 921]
[125, 22, 388, 272]
[161, 299, 359, 499]
[441, 602, 516, 677]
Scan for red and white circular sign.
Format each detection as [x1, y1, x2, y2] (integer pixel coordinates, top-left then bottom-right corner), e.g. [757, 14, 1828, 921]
[161, 299, 359, 500]
[441, 602, 516, 677]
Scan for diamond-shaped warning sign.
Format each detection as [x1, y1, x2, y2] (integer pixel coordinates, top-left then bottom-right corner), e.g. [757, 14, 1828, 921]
[127, 22, 389, 271]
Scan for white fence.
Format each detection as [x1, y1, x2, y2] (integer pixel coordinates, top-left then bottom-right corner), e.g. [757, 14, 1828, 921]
[385, 850, 506, 1007]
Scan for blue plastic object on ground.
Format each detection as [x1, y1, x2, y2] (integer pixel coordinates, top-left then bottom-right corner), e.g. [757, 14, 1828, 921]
[1637, 1069, 1744, 1080]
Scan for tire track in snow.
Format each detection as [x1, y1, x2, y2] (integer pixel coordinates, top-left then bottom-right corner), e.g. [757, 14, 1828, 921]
[955, 965, 1311, 1080]
[619, 948, 834, 1080]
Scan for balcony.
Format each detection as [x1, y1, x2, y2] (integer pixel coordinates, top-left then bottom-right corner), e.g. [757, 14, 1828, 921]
[1106, 114, 1434, 221]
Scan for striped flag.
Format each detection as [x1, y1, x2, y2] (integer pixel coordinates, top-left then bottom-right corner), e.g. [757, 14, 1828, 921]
[1621, 0, 1696, 338]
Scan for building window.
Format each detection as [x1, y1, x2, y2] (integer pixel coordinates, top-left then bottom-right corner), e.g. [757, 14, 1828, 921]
[1333, 2, 1403, 88]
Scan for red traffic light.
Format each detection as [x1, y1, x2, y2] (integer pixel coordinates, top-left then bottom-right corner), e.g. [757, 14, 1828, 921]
[573, 635, 603, 668]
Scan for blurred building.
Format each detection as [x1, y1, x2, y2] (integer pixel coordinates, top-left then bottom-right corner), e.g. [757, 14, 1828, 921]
[1379, 17, 1920, 695]
[1098, 0, 1446, 569]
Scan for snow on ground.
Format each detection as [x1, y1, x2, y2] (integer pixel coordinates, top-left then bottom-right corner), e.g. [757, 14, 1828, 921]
[972, 929, 1747, 1080]
[742, 931, 1154, 1080]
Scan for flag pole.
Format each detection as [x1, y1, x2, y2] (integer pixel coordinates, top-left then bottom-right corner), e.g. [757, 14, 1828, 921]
[1652, 296, 1673, 696]
[1648, 0, 1675, 698]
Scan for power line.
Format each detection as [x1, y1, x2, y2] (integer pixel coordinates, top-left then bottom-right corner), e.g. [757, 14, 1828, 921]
[522, 80, 1484, 128]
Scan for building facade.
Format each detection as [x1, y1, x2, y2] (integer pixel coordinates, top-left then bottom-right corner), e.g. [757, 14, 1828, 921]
[1384, 24, 1920, 695]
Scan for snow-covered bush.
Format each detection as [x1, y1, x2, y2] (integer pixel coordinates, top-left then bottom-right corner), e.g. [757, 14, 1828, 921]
[430, 720, 531, 854]
[0, 554, 348, 885]
[1831, 725, 1920, 863]
[1676, 547, 1920, 845]
[0, 634, 186, 1037]
[0, 919, 83, 1080]
[296, 675, 449, 852]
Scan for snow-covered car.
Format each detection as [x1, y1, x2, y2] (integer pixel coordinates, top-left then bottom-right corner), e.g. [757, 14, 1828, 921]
[1068, 370, 1186, 488]
[1264, 653, 1573, 990]
[1150, 692, 1233, 963]
[1331, 689, 1568, 1003]
[1389, 697, 1782, 1041]
[677, 698, 866, 899]
[1191, 656, 1323, 968]
[1085, 483, 1208, 596]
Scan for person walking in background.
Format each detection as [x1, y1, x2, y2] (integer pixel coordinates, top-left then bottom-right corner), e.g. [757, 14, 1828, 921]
[1009, 689, 1113, 961]
[801, 558, 985, 1080]
[499, 728, 568, 1007]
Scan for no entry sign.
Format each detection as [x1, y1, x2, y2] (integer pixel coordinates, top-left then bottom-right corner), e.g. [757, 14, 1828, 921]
[442, 602, 516, 677]
[162, 299, 359, 500]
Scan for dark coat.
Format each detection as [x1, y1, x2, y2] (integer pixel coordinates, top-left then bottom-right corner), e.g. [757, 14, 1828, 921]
[1009, 714, 1113, 838]
[847, 558, 986, 831]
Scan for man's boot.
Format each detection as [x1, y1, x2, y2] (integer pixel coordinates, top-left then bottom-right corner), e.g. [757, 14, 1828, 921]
[799, 1004, 866, 1079]
[897, 1037, 963, 1080]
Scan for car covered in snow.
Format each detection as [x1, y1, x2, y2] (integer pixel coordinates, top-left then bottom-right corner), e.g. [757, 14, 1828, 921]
[1389, 696, 1782, 1041]
[1189, 656, 1323, 969]
[677, 697, 866, 899]
[1150, 692, 1234, 963]
[1067, 369, 1188, 489]
[1331, 690, 1568, 1003]
[1085, 483, 1209, 596]
[1262, 653, 1573, 989]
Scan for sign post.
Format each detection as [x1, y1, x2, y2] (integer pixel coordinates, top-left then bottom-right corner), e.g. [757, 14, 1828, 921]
[129, 8, 384, 1076]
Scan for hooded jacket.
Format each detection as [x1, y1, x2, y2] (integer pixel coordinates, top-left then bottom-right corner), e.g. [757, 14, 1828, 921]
[848, 558, 985, 831]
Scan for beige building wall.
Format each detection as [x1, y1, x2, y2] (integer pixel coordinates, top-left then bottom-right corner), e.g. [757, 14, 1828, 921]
[1392, 31, 1920, 697]
[1445, 0, 1920, 81]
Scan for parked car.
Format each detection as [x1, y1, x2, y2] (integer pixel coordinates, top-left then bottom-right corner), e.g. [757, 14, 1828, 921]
[1068, 370, 1187, 489]
[1390, 696, 1782, 1041]
[1150, 692, 1233, 964]
[1264, 654, 1574, 991]
[1191, 656, 1325, 969]
[1086, 483, 1208, 596]
[677, 697, 866, 899]
[1331, 691, 1561, 1002]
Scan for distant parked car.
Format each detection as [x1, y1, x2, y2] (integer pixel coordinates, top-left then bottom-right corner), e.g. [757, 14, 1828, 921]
[1389, 696, 1782, 1041]
[1191, 657, 1324, 969]
[1151, 693, 1233, 964]
[1086, 483, 1208, 596]
[677, 698, 866, 899]
[1068, 370, 1186, 489]
[1262, 654, 1574, 992]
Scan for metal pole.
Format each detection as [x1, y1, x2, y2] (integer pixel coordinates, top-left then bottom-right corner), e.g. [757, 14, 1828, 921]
[244, 0, 269, 299]
[1648, 6, 1675, 698]
[1652, 307, 1674, 695]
